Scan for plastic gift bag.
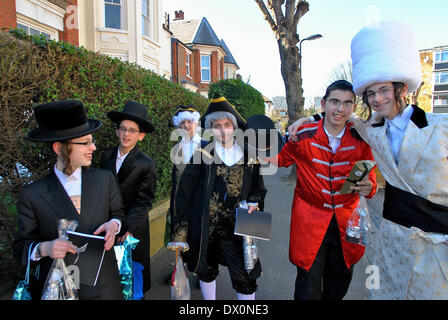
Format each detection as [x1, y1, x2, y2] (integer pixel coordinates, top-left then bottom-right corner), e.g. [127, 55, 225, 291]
[238, 201, 259, 273]
[114, 235, 140, 300]
[12, 242, 35, 300]
[346, 196, 372, 247]
[167, 242, 190, 300]
[41, 219, 79, 300]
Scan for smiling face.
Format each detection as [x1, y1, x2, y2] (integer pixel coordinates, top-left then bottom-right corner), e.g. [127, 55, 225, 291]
[53, 134, 97, 173]
[68, 134, 96, 168]
[211, 118, 235, 147]
[321, 89, 356, 135]
[364, 82, 408, 120]
[116, 119, 145, 154]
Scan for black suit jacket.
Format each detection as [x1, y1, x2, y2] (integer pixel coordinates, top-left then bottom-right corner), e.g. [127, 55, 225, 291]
[13, 167, 125, 300]
[100, 146, 156, 292]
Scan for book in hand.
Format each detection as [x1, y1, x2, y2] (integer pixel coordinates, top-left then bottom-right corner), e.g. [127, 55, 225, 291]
[234, 208, 272, 241]
[339, 160, 376, 194]
[64, 230, 106, 287]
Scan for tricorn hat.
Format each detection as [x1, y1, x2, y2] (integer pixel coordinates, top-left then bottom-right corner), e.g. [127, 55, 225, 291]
[351, 21, 422, 96]
[246, 114, 284, 157]
[107, 101, 154, 133]
[200, 97, 246, 129]
[27, 100, 102, 142]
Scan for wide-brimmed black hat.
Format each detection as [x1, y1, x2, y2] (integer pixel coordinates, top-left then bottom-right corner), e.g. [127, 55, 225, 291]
[200, 97, 246, 129]
[246, 114, 284, 157]
[27, 100, 102, 142]
[107, 101, 154, 133]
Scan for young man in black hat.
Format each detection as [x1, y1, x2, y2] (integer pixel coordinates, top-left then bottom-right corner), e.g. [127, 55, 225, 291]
[100, 101, 157, 300]
[170, 97, 267, 300]
[13, 99, 125, 300]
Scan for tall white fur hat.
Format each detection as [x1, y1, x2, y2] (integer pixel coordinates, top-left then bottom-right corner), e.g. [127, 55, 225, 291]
[351, 21, 422, 96]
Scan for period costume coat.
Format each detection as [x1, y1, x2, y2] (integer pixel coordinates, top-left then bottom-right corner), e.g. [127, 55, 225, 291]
[169, 136, 208, 235]
[353, 105, 448, 299]
[100, 146, 156, 292]
[172, 141, 267, 278]
[277, 120, 377, 271]
[13, 167, 125, 300]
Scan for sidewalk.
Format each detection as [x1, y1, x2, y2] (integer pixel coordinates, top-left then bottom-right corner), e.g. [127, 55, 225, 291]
[146, 167, 384, 300]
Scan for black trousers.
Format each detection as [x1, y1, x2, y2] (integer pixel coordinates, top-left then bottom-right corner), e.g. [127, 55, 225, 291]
[294, 215, 353, 300]
[198, 229, 261, 295]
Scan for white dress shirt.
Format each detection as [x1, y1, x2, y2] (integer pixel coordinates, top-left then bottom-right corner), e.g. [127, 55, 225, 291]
[215, 140, 244, 166]
[323, 125, 346, 154]
[116, 150, 130, 173]
[385, 105, 413, 163]
[181, 133, 202, 163]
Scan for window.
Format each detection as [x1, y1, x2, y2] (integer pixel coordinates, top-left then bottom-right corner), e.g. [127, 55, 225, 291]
[142, 0, 151, 38]
[17, 23, 50, 39]
[435, 50, 448, 63]
[201, 55, 211, 82]
[186, 53, 191, 77]
[105, 0, 122, 29]
[434, 94, 448, 105]
[435, 71, 448, 84]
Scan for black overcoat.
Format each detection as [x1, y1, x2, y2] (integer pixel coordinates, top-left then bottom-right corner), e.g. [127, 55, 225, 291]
[13, 167, 125, 300]
[100, 146, 156, 292]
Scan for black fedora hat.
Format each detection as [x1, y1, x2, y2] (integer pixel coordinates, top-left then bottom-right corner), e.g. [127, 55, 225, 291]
[200, 97, 246, 129]
[246, 114, 284, 157]
[27, 100, 102, 142]
[107, 101, 154, 133]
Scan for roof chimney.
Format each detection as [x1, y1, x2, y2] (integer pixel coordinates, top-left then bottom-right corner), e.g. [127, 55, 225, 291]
[174, 10, 184, 21]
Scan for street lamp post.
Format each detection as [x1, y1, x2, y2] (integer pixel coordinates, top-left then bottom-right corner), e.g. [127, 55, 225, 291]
[299, 34, 323, 84]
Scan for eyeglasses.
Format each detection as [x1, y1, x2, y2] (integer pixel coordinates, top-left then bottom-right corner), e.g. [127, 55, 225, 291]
[118, 126, 140, 134]
[366, 86, 393, 100]
[326, 98, 355, 108]
[69, 139, 96, 146]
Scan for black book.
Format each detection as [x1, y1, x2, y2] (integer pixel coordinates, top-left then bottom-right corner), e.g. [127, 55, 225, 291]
[64, 231, 106, 287]
[234, 208, 272, 240]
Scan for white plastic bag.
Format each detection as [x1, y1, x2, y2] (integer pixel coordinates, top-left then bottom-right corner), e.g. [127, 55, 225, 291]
[170, 248, 190, 300]
[345, 196, 372, 247]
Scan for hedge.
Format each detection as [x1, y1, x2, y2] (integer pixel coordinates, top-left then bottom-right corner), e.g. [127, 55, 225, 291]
[0, 29, 209, 282]
[208, 78, 265, 120]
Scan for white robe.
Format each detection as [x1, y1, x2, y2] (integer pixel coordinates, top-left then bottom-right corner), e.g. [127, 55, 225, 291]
[354, 106, 448, 299]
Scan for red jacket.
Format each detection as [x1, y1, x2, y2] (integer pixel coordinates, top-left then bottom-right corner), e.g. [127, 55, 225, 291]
[278, 120, 377, 271]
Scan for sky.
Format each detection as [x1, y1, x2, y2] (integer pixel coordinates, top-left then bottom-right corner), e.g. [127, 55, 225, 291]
[162, 0, 448, 107]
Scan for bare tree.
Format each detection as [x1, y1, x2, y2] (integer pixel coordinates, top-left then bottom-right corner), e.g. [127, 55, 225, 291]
[254, 0, 309, 124]
[328, 59, 353, 85]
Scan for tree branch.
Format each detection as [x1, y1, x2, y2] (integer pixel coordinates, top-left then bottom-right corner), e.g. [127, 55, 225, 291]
[254, 0, 280, 38]
[267, 0, 285, 27]
[293, 0, 309, 28]
[285, 0, 296, 24]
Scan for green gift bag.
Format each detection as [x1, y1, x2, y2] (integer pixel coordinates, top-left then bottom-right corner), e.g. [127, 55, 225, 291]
[12, 242, 34, 300]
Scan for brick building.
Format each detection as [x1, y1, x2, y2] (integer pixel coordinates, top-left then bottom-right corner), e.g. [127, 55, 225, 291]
[169, 11, 239, 96]
[0, 0, 172, 78]
[0, 0, 79, 46]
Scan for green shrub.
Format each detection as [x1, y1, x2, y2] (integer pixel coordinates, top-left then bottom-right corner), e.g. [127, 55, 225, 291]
[208, 78, 265, 120]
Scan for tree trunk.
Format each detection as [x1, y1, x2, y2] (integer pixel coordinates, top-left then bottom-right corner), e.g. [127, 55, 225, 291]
[277, 41, 304, 125]
[254, 0, 310, 183]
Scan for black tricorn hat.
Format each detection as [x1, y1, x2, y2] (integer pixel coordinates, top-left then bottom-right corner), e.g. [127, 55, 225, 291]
[27, 100, 102, 142]
[107, 101, 154, 133]
[200, 97, 246, 129]
[246, 114, 284, 157]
